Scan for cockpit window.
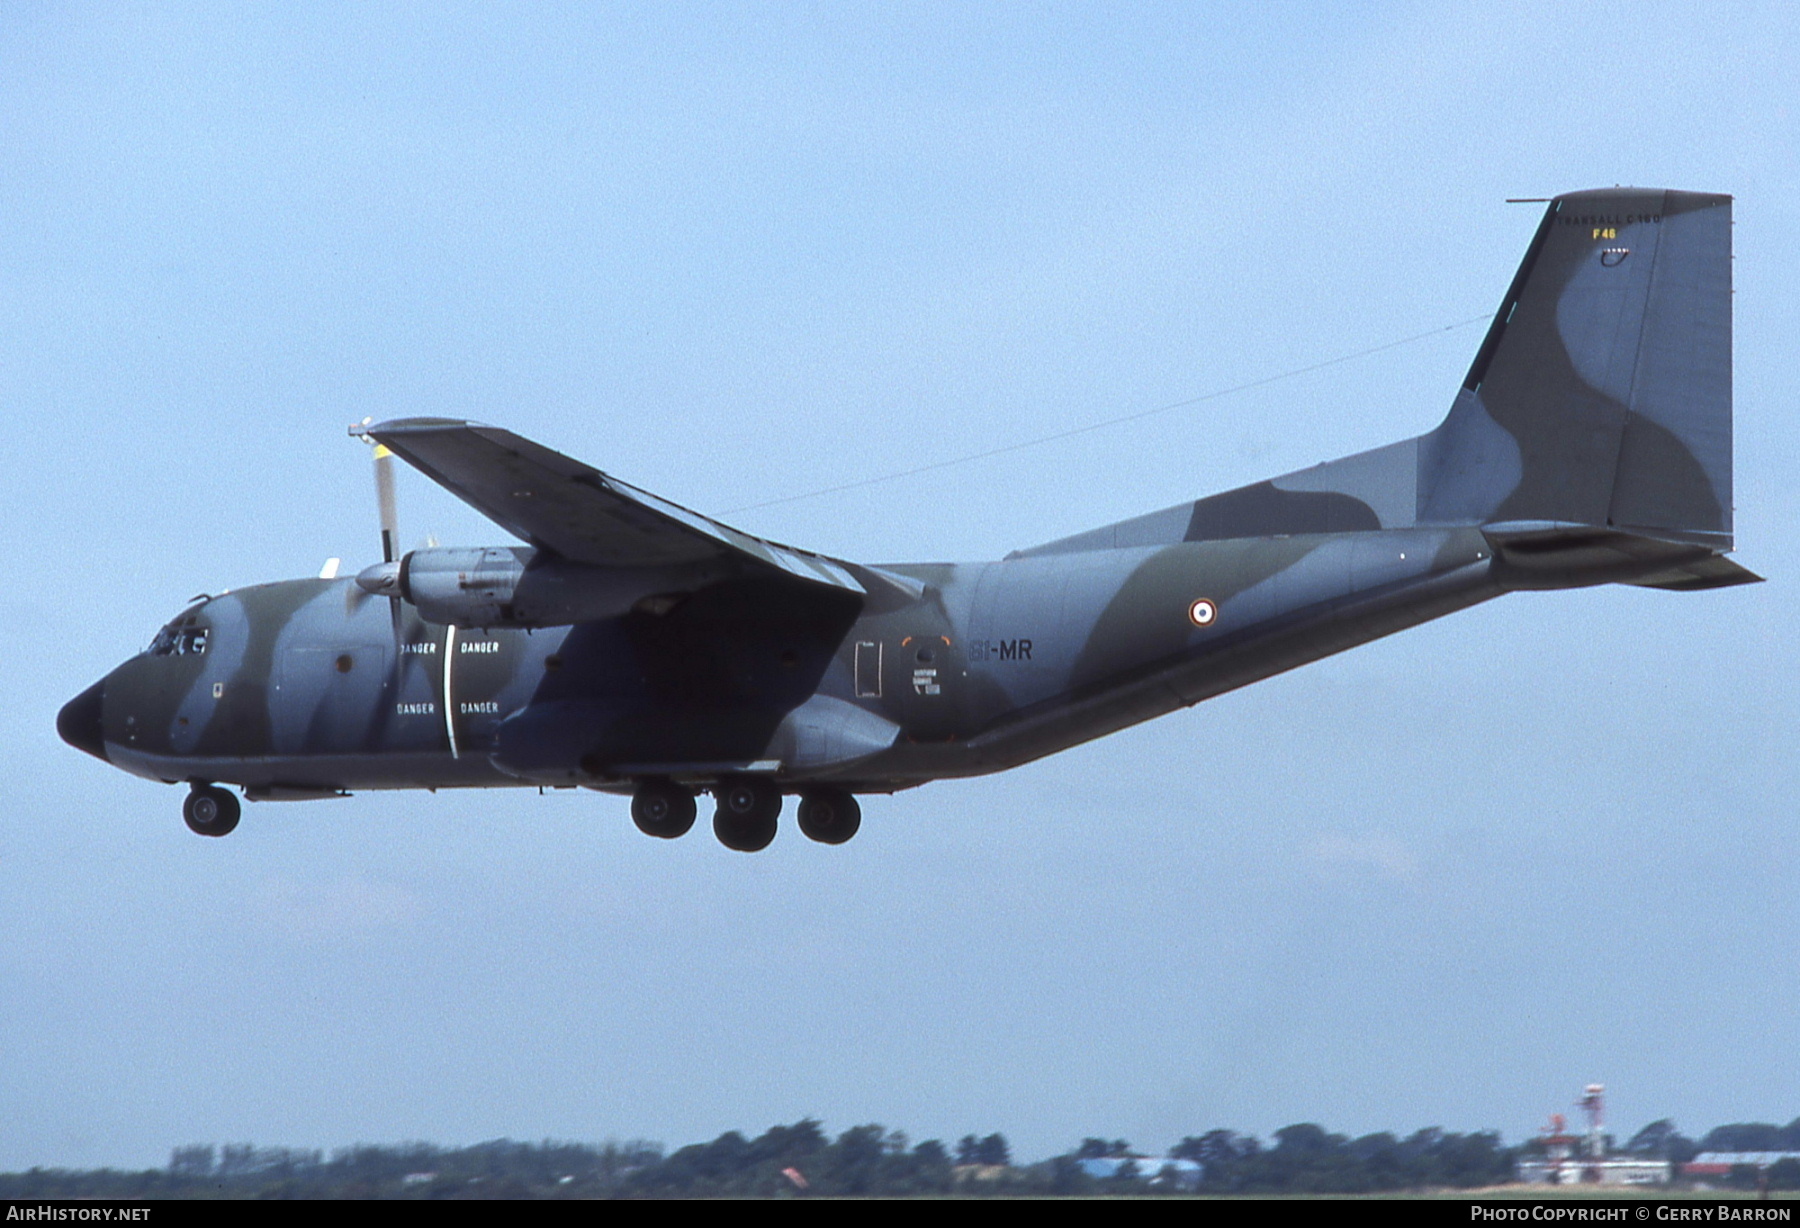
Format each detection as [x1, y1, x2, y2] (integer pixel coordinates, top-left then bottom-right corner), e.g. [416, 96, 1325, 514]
[149, 614, 209, 657]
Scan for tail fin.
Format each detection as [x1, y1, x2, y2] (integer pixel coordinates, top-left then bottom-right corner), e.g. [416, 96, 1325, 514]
[1012, 188, 1755, 588]
[1422, 188, 1734, 548]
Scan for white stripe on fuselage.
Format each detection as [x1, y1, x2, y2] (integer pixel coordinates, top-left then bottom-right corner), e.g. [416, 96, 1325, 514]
[443, 623, 459, 760]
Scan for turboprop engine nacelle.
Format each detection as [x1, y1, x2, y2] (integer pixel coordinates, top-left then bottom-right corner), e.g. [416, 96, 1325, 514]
[356, 546, 724, 629]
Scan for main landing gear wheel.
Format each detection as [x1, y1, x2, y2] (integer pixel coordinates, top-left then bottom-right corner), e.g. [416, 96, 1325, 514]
[712, 779, 780, 852]
[182, 785, 241, 837]
[796, 789, 861, 845]
[631, 780, 697, 839]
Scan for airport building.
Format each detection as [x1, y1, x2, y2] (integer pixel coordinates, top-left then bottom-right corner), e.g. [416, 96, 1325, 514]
[1515, 1085, 1672, 1187]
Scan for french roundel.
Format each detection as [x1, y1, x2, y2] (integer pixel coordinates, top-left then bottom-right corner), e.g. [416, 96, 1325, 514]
[1188, 598, 1217, 627]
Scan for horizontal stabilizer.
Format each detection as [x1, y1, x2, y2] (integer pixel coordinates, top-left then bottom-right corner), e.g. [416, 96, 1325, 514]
[1481, 520, 1759, 591]
[1624, 555, 1763, 591]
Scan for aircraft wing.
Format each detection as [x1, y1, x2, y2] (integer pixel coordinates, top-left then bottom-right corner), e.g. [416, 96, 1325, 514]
[362, 418, 865, 593]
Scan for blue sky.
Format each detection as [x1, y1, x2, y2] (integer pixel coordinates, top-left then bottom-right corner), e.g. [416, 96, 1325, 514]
[4, 2, 1798, 1168]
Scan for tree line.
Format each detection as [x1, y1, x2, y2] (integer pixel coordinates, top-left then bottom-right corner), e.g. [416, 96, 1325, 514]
[3, 1116, 1798, 1198]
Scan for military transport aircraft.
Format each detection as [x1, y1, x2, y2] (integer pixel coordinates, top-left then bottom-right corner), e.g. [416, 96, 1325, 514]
[59, 188, 1756, 851]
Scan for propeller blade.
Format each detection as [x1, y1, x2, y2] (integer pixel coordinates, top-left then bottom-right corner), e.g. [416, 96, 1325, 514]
[351, 421, 406, 640]
[374, 444, 400, 565]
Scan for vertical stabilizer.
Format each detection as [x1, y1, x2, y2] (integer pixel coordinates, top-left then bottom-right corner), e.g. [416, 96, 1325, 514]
[1421, 189, 1734, 548]
[1012, 187, 1747, 587]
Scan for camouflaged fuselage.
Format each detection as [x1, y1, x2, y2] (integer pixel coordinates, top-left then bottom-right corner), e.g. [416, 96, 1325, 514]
[85, 525, 1500, 794]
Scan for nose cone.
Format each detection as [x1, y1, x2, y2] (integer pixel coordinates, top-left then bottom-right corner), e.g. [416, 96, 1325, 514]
[58, 678, 109, 763]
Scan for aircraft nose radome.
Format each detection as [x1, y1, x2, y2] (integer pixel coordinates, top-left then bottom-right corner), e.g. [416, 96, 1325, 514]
[57, 679, 108, 763]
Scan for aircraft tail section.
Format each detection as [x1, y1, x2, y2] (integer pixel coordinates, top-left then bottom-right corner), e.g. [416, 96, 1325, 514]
[1420, 188, 1735, 548]
[1012, 188, 1751, 585]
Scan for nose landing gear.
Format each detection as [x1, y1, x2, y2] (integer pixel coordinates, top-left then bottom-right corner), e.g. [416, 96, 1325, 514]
[182, 785, 241, 837]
